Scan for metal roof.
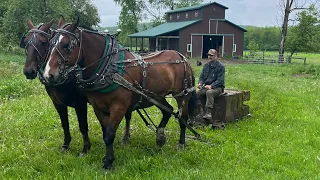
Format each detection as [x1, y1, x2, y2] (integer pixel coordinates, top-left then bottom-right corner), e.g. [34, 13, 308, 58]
[128, 20, 201, 38]
[166, 2, 228, 14]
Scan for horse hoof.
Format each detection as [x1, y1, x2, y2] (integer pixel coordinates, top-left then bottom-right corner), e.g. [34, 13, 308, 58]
[176, 143, 185, 150]
[61, 145, 70, 152]
[102, 156, 114, 170]
[80, 144, 91, 155]
[103, 163, 114, 170]
[156, 128, 166, 147]
[79, 152, 86, 157]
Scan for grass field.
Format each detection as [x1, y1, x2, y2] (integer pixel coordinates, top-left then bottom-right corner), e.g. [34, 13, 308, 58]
[1, 52, 320, 179]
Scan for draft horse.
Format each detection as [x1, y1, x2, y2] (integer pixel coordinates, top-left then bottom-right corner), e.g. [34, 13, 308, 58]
[43, 17, 197, 169]
[21, 19, 91, 155]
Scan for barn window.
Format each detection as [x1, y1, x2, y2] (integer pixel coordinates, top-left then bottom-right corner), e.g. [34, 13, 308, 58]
[177, 14, 180, 19]
[170, 15, 172, 20]
[195, 11, 198, 17]
[187, 44, 192, 52]
[186, 13, 188, 18]
[233, 44, 237, 52]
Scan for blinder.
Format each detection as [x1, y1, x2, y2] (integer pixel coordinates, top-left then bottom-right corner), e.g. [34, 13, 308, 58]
[19, 34, 27, 48]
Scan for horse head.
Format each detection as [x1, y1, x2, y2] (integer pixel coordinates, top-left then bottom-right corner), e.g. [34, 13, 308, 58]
[43, 16, 82, 84]
[22, 19, 54, 79]
[43, 17, 107, 85]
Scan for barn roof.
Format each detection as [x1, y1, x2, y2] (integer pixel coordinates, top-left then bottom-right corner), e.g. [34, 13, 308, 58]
[128, 20, 201, 38]
[166, 2, 228, 14]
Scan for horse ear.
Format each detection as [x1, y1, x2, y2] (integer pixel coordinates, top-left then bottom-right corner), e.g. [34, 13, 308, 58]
[40, 19, 54, 32]
[58, 15, 65, 28]
[26, 19, 35, 30]
[72, 16, 80, 31]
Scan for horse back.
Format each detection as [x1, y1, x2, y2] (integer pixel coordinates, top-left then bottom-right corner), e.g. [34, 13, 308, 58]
[124, 50, 194, 96]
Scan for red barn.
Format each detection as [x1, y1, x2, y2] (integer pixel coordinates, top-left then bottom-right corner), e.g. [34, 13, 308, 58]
[128, 2, 247, 58]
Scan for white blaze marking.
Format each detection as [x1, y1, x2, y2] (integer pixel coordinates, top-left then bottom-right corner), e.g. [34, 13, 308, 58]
[43, 35, 64, 79]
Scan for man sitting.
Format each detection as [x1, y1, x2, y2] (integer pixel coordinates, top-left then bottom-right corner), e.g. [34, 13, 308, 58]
[196, 49, 225, 128]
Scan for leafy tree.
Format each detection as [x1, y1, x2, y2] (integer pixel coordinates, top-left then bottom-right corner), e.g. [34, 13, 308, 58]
[114, 0, 144, 46]
[248, 40, 259, 54]
[0, 0, 100, 48]
[285, 4, 320, 56]
[277, 0, 316, 61]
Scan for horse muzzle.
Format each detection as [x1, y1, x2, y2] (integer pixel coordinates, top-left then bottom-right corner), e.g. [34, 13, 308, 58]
[23, 68, 37, 79]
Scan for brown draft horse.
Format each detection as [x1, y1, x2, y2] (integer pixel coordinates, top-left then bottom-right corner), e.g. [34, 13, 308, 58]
[43, 17, 197, 169]
[21, 19, 91, 156]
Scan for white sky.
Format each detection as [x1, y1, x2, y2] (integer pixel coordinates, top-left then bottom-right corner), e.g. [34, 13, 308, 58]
[91, 0, 309, 27]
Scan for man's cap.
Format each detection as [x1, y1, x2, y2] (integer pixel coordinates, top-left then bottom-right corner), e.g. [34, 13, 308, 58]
[207, 49, 217, 56]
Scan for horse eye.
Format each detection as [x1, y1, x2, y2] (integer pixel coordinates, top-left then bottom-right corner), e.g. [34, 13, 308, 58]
[39, 41, 47, 46]
[62, 43, 69, 49]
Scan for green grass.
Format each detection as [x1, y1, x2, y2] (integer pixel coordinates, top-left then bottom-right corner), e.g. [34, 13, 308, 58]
[1, 53, 320, 179]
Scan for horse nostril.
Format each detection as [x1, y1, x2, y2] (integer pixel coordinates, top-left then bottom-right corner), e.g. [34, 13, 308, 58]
[24, 70, 37, 79]
[48, 74, 54, 82]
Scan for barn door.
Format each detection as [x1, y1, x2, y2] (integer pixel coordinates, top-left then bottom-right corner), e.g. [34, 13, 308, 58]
[191, 35, 202, 58]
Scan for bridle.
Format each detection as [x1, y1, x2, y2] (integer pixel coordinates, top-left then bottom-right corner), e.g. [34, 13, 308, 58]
[24, 25, 51, 62]
[47, 24, 83, 85]
[22, 24, 54, 84]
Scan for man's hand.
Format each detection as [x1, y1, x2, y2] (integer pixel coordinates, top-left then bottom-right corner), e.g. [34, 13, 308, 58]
[197, 83, 203, 89]
[205, 85, 212, 89]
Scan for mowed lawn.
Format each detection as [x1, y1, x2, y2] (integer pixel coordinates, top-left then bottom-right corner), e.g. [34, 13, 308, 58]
[1, 53, 320, 179]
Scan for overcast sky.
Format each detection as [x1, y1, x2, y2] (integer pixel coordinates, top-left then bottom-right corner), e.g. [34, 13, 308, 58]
[91, 0, 285, 27]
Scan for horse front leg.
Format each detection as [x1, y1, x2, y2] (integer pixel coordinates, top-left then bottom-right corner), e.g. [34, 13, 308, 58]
[74, 100, 91, 156]
[53, 103, 71, 152]
[101, 108, 126, 169]
[122, 112, 132, 144]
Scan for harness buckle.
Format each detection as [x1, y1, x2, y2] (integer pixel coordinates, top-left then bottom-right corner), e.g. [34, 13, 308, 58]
[113, 48, 118, 54]
[100, 75, 106, 85]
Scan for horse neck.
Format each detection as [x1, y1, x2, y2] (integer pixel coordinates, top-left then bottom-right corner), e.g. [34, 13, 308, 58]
[80, 32, 107, 79]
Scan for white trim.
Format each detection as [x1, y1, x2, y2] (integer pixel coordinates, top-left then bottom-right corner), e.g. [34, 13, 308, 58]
[201, 35, 203, 58]
[216, 20, 218, 34]
[187, 44, 192, 52]
[233, 44, 237, 53]
[209, 20, 211, 34]
[190, 35, 192, 58]
[222, 36, 225, 57]
[232, 36, 235, 56]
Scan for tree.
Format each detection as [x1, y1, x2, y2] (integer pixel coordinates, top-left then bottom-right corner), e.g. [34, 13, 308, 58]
[113, 0, 144, 46]
[278, 0, 315, 62]
[0, 0, 100, 47]
[285, 4, 320, 56]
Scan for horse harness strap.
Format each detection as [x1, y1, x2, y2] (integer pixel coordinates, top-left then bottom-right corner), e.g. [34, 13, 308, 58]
[75, 36, 127, 92]
[112, 73, 201, 139]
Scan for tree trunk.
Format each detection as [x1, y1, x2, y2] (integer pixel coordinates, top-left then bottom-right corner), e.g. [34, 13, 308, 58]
[279, 0, 292, 63]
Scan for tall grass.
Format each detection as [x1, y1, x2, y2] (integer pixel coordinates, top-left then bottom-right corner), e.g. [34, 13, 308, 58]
[1, 53, 320, 179]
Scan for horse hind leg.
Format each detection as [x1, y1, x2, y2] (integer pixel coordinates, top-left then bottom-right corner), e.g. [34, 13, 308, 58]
[122, 112, 132, 144]
[53, 103, 71, 152]
[74, 100, 91, 156]
[175, 97, 189, 149]
[156, 99, 173, 147]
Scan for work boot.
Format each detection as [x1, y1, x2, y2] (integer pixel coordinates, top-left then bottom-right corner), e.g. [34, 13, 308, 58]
[212, 120, 225, 130]
[203, 107, 212, 120]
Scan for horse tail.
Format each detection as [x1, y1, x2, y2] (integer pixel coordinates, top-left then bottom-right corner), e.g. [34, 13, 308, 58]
[188, 90, 197, 116]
